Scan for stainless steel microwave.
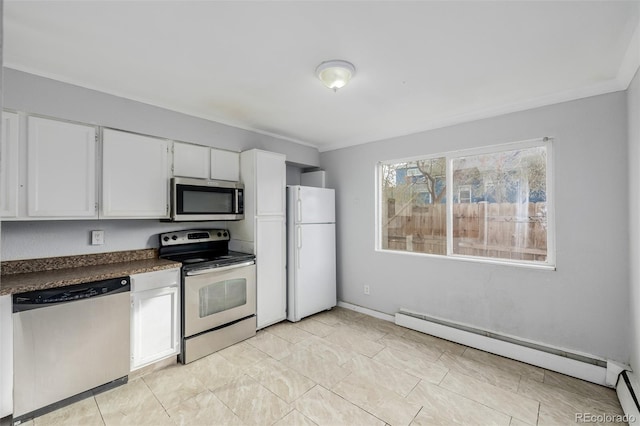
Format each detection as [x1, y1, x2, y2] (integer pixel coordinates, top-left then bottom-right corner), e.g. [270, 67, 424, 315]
[170, 177, 244, 221]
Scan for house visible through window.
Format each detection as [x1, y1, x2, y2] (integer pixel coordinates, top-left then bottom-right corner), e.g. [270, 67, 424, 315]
[378, 138, 554, 267]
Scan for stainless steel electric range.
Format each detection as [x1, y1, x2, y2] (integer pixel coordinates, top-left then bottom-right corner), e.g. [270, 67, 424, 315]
[158, 229, 256, 364]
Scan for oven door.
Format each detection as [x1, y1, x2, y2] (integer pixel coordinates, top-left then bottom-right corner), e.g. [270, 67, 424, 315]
[183, 262, 256, 337]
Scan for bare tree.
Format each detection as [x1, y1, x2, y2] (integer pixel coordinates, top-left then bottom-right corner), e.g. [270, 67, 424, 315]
[416, 158, 446, 203]
[381, 163, 401, 189]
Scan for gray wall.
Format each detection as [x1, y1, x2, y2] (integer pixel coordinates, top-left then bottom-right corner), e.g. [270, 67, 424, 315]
[629, 68, 640, 371]
[1, 69, 319, 261]
[1, 220, 229, 260]
[320, 92, 629, 363]
[286, 165, 302, 186]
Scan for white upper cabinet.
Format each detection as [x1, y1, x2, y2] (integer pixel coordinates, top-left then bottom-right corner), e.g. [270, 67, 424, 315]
[173, 143, 240, 182]
[1, 111, 245, 221]
[210, 149, 239, 181]
[102, 129, 169, 218]
[173, 142, 209, 179]
[1, 112, 19, 218]
[27, 116, 97, 218]
[255, 150, 286, 216]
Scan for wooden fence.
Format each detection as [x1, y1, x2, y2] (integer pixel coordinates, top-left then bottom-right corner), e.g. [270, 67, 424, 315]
[384, 202, 547, 261]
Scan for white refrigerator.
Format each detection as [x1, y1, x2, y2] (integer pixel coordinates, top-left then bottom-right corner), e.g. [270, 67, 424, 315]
[286, 185, 337, 322]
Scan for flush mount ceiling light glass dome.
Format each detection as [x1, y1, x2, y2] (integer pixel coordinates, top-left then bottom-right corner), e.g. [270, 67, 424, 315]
[315, 60, 356, 91]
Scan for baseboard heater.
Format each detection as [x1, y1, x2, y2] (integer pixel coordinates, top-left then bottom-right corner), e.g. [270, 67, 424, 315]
[395, 308, 626, 387]
[617, 371, 640, 424]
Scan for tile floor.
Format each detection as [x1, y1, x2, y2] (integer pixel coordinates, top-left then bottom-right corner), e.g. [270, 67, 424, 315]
[11, 307, 625, 425]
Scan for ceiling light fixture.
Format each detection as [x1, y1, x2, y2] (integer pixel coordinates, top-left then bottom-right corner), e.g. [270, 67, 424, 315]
[315, 60, 356, 91]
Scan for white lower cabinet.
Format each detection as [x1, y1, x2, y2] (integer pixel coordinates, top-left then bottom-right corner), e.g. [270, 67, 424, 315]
[0, 295, 13, 417]
[130, 269, 180, 371]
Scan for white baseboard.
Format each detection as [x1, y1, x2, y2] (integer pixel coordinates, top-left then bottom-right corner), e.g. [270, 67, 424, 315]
[336, 301, 395, 322]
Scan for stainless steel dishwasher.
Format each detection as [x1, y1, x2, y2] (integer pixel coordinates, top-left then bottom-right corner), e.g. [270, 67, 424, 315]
[12, 276, 131, 424]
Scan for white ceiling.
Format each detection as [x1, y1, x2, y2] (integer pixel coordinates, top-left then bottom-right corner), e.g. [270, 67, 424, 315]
[4, 1, 640, 152]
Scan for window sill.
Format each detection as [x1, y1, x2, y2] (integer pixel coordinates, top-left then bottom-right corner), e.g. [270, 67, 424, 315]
[375, 248, 556, 271]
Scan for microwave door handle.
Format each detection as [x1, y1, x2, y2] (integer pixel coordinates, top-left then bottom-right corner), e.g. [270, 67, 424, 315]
[235, 190, 239, 214]
[185, 260, 255, 276]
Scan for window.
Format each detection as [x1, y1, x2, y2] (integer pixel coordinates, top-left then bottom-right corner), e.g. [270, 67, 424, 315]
[378, 138, 554, 268]
[380, 157, 447, 255]
[457, 185, 472, 203]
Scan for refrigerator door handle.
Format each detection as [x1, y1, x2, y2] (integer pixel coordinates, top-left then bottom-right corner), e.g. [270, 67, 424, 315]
[296, 226, 302, 269]
[296, 199, 302, 222]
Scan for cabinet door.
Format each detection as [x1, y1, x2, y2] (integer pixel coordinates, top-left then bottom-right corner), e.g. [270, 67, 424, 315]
[27, 116, 97, 217]
[210, 149, 239, 181]
[255, 216, 286, 329]
[255, 151, 286, 216]
[0, 112, 19, 218]
[0, 296, 12, 417]
[173, 142, 209, 179]
[102, 129, 169, 218]
[131, 286, 180, 370]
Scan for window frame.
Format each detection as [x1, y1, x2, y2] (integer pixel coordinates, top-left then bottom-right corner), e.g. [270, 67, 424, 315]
[376, 137, 555, 270]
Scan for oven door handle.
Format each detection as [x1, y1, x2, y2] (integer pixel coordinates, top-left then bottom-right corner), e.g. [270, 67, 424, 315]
[185, 260, 255, 276]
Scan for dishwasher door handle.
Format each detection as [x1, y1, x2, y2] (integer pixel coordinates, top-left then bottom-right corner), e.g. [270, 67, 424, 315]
[13, 277, 131, 313]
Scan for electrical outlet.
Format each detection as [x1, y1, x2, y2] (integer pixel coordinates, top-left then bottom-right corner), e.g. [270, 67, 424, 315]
[91, 230, 105, 245]
[363, 285, 370, 295]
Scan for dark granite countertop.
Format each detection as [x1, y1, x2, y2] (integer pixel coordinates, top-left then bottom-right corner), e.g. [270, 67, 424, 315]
[0, 249, 181, 296]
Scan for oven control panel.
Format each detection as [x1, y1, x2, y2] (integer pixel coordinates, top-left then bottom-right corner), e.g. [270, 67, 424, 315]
[160, 229, 229, 246]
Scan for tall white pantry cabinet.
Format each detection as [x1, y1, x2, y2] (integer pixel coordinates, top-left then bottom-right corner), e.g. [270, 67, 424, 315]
[229, 149, 287, 329]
